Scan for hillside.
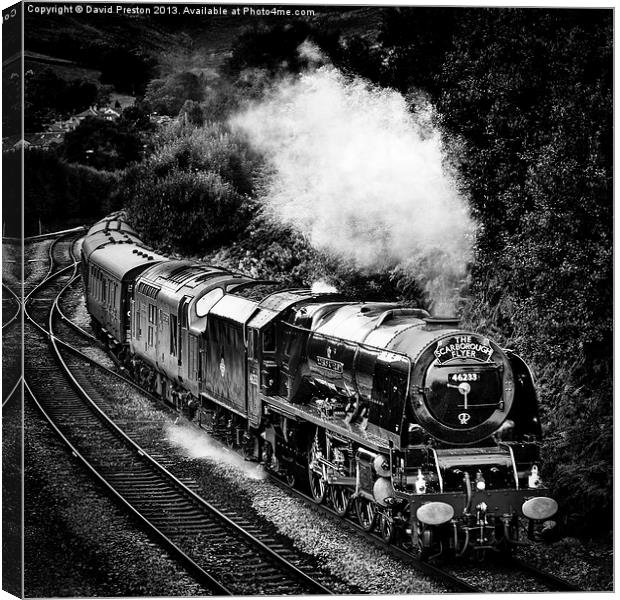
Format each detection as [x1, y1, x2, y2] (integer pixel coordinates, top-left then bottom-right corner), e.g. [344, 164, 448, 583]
[24, 7, 385, 79]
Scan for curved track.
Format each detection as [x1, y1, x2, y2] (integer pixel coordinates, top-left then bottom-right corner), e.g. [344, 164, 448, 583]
[2, 237, 24, 402]
[2, 282, 21, 329]
[23, 248, 338, 596]
[2, 283, 22, 402]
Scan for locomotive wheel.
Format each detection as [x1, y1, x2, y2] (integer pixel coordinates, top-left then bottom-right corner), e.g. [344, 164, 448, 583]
[329, 486, 352, 517]
[377, 513, 394, 543]
[308, 469, 326, 503]
[307, 438, 326, 503]
[355, 497, 377, 531]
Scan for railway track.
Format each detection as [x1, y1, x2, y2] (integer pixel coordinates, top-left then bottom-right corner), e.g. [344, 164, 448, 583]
[3, 237, 23, 401]
[23, 244, 340, 596]
[2, 282, 21, 329]
[440, 554, 581, 593]
[24, 233, 78, 297]
[2, 282, 22, 401]
[50, 242, 584, 595]
[3, 377, 23, 597]
[24, 225, 88, 242]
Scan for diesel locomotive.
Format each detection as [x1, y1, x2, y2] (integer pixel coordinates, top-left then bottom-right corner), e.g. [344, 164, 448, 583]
[81, 212, 558, 559]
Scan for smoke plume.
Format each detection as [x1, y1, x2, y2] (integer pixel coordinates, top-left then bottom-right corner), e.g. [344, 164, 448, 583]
[231, 62, 477, 314]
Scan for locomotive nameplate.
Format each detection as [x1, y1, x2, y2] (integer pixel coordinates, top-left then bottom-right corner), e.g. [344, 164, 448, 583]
[316, 356, 344, 374]
[434, 335, 493, 365]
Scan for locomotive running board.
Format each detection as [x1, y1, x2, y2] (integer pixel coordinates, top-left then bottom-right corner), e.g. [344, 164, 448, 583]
[262, 394, 395, 453]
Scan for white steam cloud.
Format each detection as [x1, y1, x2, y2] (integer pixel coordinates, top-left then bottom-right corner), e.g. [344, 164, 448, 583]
[297, 39, 328, 66]
[165, 423, 266, 480]
[311, 279, 339, 294]
[231, 64, 477, 314]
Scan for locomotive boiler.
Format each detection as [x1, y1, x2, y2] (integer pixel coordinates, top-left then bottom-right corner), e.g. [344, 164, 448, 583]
[82, 213, 558, 559]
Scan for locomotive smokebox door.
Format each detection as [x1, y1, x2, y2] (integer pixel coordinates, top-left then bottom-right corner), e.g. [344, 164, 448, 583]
[261, 361, 279, 396]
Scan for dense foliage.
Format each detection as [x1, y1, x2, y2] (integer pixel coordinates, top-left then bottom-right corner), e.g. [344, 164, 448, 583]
[24, 150, 119, 234]
[225, 22, 338, 76]
[143, 72, 206, 116]
[24, 69, 101, 132]
[342, 8, 612, 533]
[116, 122, 262, 254]
[62, 116, 145, 171]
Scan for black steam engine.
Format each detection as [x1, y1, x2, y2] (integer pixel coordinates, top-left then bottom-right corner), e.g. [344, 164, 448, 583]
[82, 213, 558, 559]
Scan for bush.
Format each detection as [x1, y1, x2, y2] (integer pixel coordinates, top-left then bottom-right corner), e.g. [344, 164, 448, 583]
[149, 121, 263, 196]
[62, 116, 144, 170]
[117, 119, 265, 254]
[127, 169, 252, 254]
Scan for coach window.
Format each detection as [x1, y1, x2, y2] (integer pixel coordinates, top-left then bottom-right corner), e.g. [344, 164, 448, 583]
[282, 324, 294, 358]
[102, 279, 107, 305]
[179, 296, 191, 328]
[136, 300, 143, 339]
[247, 329, 256, 360]
[170, 314, 178, 356]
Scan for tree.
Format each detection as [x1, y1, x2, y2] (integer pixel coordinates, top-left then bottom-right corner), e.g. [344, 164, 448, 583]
[179, 100, 205, 126]
[62, 116, 144, 170]
[24, 68, 103, 131]
[225, 22, 339, 76]
[143, 71, 205, 116]
[117, 120, 264, 254]
[24, 149, 119, 235]
[98, 47, 156, 95]
[435, 9, 612, 533]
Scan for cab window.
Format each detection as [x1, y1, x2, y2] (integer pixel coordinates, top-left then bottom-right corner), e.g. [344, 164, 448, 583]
[263, 323, 275, 353]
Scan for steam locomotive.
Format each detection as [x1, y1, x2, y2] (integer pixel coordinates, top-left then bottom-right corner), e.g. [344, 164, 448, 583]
[81, 213, 558, 559]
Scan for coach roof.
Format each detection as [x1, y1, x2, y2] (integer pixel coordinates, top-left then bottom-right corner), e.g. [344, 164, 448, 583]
[89, 243, 167, 280]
